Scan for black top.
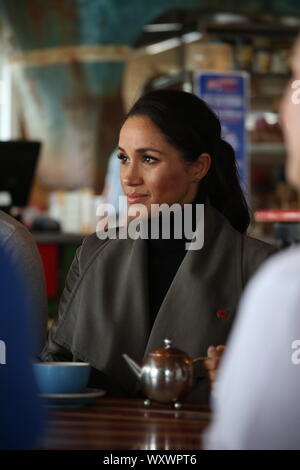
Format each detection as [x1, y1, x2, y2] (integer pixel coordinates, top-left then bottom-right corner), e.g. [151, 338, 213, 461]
[146, 203, 199, 328]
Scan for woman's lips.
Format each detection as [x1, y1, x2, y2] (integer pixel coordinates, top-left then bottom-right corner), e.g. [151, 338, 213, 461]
[127, 194, 149, 203]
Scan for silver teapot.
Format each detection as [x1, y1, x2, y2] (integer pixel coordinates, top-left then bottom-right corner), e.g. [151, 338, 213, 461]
[123, 338, 207, 408]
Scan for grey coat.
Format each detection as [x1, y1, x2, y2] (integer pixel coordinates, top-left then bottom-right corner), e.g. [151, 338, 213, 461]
[41, 204, 276, 402]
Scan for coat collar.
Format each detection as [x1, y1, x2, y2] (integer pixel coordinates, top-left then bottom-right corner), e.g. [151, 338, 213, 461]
[54, 202, 242, 393]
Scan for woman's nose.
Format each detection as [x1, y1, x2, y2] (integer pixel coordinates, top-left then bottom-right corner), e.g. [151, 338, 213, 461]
[122, 163, 143, 186]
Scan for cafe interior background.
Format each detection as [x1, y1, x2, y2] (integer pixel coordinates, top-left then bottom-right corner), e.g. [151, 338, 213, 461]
[1, 0, 300, 324]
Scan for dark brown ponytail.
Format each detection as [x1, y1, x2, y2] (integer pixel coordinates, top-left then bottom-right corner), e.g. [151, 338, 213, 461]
[197, 138, 250, 233]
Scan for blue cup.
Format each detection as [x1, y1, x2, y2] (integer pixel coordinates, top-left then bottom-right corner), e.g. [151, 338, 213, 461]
[33, 362, 91, 395]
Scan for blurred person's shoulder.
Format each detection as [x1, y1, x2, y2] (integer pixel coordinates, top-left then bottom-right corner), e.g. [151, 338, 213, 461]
[0, 210, 32, 246]
[249, 244, 300, 286]
[241, 245, 300, 313]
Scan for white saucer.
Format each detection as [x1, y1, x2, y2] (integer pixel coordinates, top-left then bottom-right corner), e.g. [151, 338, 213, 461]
[39, 388, 106, 409]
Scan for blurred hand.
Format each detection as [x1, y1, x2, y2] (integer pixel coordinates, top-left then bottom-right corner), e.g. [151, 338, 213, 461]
[203, 345, 226, 386]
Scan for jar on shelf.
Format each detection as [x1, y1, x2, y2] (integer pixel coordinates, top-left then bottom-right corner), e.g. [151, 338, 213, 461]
[252, 38, 272, 74]
[235, 37, 253, 71]
[270, 49, 290, 74]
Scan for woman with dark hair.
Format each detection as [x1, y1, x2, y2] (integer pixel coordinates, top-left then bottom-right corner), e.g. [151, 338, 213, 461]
[125, 89, 250, 234]
[41, 90, 275, 402]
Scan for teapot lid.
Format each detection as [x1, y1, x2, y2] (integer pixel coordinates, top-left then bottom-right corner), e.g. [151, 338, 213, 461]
[149, 338, 190, 359]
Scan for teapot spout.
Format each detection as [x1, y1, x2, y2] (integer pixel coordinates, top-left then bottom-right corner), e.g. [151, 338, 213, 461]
[122, 353, 142, 379]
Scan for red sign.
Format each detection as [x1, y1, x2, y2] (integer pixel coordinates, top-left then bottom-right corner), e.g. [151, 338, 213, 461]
[255, 210, 300, 222]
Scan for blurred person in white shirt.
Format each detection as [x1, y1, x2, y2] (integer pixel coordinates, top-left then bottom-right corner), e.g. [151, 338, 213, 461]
[204, 36, 300, 450]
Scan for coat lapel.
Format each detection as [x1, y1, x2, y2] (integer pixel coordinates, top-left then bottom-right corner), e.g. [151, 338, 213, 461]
[54, 230, 151, 393]
[143, 204, 242, 363]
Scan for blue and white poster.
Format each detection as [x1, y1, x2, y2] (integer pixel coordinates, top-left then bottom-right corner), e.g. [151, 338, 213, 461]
[194, 71, 249, 191]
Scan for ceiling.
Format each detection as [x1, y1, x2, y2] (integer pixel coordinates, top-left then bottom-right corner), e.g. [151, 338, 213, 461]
[134, 8, 300, 47]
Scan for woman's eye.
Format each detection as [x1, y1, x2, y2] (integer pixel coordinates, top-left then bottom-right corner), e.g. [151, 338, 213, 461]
[117, 153, 128, 163]
[143, 155, 158, 164]
[117, 153, 158, 164]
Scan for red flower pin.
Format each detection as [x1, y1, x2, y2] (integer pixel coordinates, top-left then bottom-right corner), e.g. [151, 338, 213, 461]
[216, 309, 229, 319]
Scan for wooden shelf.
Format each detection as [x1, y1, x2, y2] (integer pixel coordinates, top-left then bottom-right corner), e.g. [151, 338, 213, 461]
[249, 143, 285, 155]
[249, 143, 286, 165]
[251, 73, 290, 79]
[203, 21, 299, 36]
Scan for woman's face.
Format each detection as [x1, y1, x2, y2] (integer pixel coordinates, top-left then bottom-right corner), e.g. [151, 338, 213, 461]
[281, 37, 300, 190]
[118, 115, 209, 214]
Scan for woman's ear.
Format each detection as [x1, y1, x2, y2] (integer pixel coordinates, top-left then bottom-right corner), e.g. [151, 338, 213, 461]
[192, 153, 211, 181]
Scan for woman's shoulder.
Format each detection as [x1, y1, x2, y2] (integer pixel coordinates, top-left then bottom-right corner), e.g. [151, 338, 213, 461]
[241, 233, 278, 284]
[77, 226, 130, 268]
[242, 233, 277, 256]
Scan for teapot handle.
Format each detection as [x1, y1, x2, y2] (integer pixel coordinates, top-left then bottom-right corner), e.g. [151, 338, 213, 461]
[192, 356, 209, 364]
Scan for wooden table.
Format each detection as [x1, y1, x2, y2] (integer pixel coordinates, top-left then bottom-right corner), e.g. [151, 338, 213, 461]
[42, 396, 210, 450]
